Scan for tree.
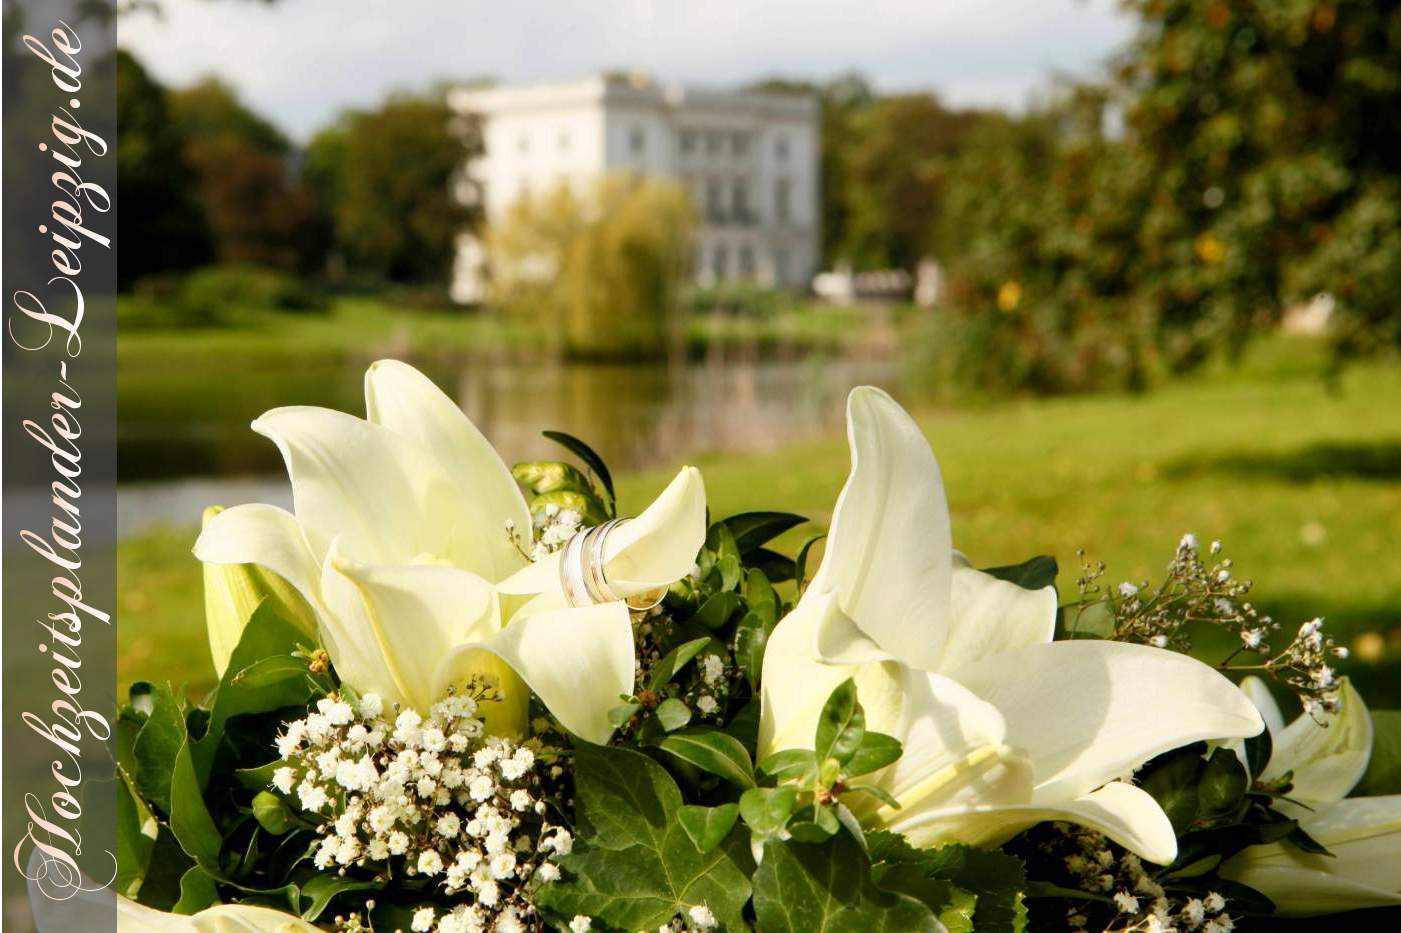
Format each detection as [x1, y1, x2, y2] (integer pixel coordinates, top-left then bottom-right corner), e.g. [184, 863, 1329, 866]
[837, 93, 988, 271]
[487, 176, 695, 356]
[167, 77, 325, 271]
[317, 94, 474, 284]
[114, 49, 213, 286]
[1122, 0, 1401, 364]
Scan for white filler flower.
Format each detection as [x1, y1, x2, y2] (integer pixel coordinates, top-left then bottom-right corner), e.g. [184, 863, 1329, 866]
[1221, 676, 1401, 916]
[759, 386, 1262, 865]
[196, 360, 706, 742]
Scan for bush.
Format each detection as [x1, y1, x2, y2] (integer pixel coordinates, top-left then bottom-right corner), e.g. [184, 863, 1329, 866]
[120, 265, 328, 330]
[679, 282, 789, 319]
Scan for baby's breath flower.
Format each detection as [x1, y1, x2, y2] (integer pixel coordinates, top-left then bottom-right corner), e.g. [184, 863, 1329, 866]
[1114, 891, 1140, 914]
[569, 916, 593, 932]
[410, 906, 436, 932]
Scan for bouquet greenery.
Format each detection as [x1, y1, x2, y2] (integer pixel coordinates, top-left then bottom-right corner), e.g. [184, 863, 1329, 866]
[116, 362, 1401, 931]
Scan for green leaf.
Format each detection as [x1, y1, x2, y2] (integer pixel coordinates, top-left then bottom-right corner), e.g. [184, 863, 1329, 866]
[169, 742, 223, 872]
[752, 834, 943, 932]
[749, 547, 797, 584]
[542, 429, 615, 506]
[536, 743, 752, 931]
[1197, 748, 1249, 821]
[678, 804, 740, 854]
[234, 760, 285, 791]
[132, 683, 187, 815]
[252, 790, 296, 835]
[192, 604, 318, 785]
[815, 678, 865, 765]
[745, 568, 779, 622]
[1244, 721, 1274, 780]
[739, 786, 800, 837]
[172, 866, 220, 914]
[1356, 709, 1401, 796]
[527, 489, 609, 526]
[720, 511, 806, 554]
[649, 637, 714, 691]
[608, 701, 643, 727]
[794, 533, 827, 591]
[1138, 743, 1207, 834]
[845, 731, 903, 777]
[511, 460, 597, 497]
[660, 730, 757, 787]
[848, 783, 902, 810]
[656, 698, 693, 732]
[228, 654, 312, 689]
[866, 834, 1028, 933]
[874, 864, 979, 933]
[692, 591, 743, 630]
[297, 873, 380, 922]
[705, 522, 744, 592]
[980, 555, 1058, 591]
[760, 748, 818, 783]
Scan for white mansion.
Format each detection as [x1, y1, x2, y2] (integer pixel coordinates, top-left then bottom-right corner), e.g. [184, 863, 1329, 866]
[447, 74, 821, 303]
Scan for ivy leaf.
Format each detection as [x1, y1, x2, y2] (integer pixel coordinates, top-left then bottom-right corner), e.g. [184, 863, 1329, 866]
[739, 786, 800, 838]
[866, 833, 1028, 933]
[660, 730, 757, 787]
[1196, 748, 1250, 822]
[1138, 743, 1208, 834]
[679, 804, 740, 854]
[980, 555, 1058, 591]
[720, 511, 807, 554]
[752, 834, 943, 932]
[537, 743, 752, 930]
[542, 429, 615, 507]
[815, 679, 865, 766]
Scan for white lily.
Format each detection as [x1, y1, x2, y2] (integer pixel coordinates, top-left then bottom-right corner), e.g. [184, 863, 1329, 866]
[1220, 676, 1401, 916]
[758, 386, 1262, 864]
[195, 360, 706, 743]
[119, 897, 317, 931]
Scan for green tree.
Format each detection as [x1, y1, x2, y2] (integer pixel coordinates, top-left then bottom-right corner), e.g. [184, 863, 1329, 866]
[487, 176, 695, 356]
[319, 94, 474, 284]
[1123, 0, 1401, 364]
[167, 77, 324, 271]
[114, 49, 213, 286]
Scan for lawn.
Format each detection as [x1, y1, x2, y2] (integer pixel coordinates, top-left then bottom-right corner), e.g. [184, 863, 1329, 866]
[118, 335, 1401, 710]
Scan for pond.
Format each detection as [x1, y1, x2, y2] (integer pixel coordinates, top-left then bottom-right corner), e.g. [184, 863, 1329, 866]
[117, 346, 900, 538]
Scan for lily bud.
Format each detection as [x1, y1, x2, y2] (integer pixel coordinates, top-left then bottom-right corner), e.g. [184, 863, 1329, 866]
[201, 506, 318, 676]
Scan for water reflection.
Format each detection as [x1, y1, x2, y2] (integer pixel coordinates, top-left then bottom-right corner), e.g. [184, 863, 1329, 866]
[118, 348, 898, 537]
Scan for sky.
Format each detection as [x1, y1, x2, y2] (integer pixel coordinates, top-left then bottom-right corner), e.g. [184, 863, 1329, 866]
[118, 0, 1136, 143]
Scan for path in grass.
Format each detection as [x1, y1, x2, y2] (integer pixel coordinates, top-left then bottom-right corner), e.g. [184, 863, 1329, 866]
[118, 336, 1401, 707]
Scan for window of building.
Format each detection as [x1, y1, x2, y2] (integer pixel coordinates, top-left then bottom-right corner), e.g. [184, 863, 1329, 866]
[732, 179, 751, 224]
[775, 135, 790, 160]
[681, 130, 697, 154]
[774, 177, 792, 223]
[707, 132, 723, 155]
[713, 244, 729, 279]
[705, 178, 725, 223]
[629, 125, 646, 155]
[733, 132, 750, 157]
[738, 244, 755, 278]
[773, 248, 789, 284]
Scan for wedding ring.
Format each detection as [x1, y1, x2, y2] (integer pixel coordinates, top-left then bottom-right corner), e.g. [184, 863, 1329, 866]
[557, 518, 667, 612]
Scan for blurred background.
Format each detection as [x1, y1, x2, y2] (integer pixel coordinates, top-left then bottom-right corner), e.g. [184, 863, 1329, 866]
[113, 1, 1400, 708]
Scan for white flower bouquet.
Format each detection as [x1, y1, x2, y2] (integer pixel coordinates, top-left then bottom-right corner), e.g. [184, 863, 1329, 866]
[116, 362, 1401, 931]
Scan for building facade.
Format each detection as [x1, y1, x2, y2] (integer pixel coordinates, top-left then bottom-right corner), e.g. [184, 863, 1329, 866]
[447, 74, 820, 303]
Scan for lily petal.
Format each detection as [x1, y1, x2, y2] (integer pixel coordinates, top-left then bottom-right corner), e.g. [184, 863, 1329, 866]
[602, 466, 707, 594]
[813, 386, 951, 671]
[363, 360, 531, 582]
[950, 640, 1263, 800]
[499, 467, 708, 599]
[193, 503, 323, 615]
[1240, 675, 1286, 740]
[758, 589, 863, 757]
[891, 781, 1179, 866]
[481, 601, 634, 743]
[937, 555, 1058, 670]
[1263, 678, 1373, 809]
[1222, 795, 1401, 916]
[323, 548, 499, 713]
[252, 406, 466, 568]
[120, 898, 320, 931]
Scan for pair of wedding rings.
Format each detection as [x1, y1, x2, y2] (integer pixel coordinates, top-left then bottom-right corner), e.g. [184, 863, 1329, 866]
[558, 518, 667, 612]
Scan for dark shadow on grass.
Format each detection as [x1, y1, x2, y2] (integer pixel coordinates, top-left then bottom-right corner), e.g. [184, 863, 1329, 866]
[1163, 440, 1401, 484]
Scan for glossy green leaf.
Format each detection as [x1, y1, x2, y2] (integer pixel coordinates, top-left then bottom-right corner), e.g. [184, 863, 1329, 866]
[794, 533, 826, 591]
[660, 730, 757, 787]
[648, 637, 713, 691]
[845, 731, 903, 777]
[1356, 709, 1401, 796]
[760, 748, 818, 783]
[656, 698, 693, 732]
[981, 555, 1058, 591]
[721, 511, 807, 554]
[815, 678, 865, 765]
[739, 786, 800, 837]
[132, 683, 187, 816]
[542, 429, 615, 506]
[252, 790, 296, 835]
[678, 804, 740, 854]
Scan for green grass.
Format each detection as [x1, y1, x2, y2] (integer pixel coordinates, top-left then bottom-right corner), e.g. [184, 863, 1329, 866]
[119, 335, 1401, 708]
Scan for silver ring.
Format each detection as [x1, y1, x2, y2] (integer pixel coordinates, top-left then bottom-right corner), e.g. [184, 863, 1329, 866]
[557, 518, 666, 612]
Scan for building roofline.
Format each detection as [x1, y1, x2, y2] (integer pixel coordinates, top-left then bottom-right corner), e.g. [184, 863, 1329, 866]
[448, 73, 818, 119]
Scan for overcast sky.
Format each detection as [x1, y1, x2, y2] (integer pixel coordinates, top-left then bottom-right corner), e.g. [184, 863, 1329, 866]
[119, 0, 1135, 142]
